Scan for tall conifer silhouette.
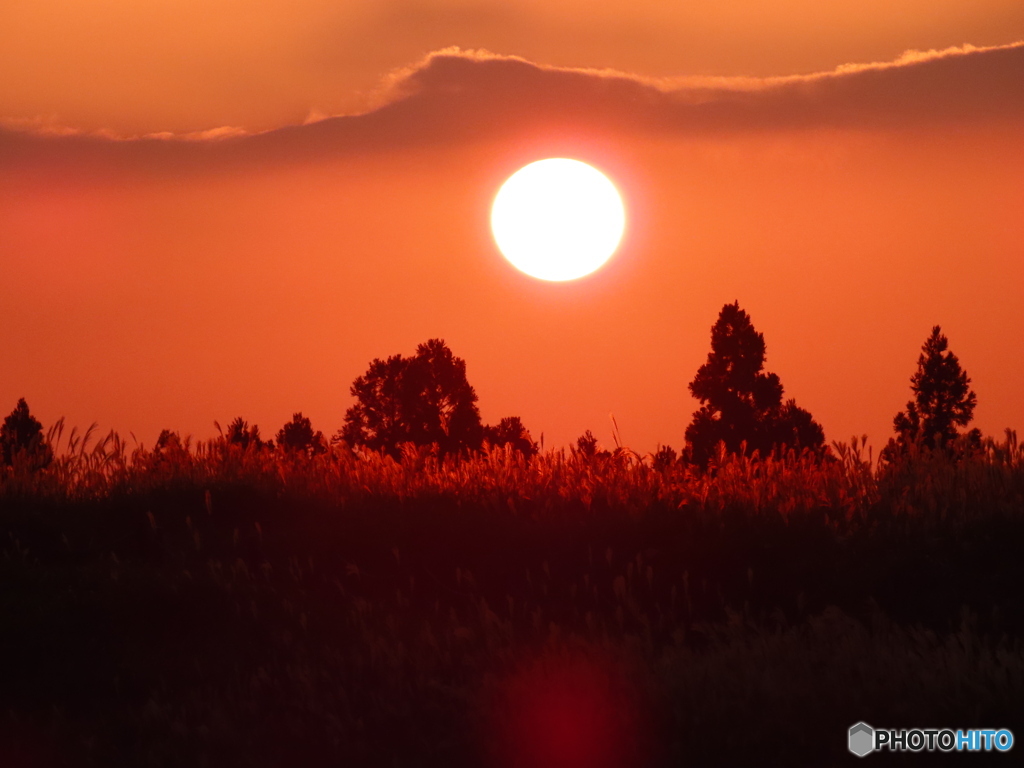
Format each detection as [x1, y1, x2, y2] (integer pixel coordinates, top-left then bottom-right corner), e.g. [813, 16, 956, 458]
[892, 326, 979, 450]
[685, 302, 824, 466]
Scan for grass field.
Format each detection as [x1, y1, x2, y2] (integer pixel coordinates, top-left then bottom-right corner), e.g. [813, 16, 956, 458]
[2, 430, 1023, 766]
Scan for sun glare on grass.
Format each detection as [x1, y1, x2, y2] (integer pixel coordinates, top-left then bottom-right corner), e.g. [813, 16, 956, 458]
[491, 158, 626, 281]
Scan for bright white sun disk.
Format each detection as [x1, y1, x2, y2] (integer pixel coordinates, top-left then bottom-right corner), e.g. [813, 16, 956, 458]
[491, 158, 625, 281]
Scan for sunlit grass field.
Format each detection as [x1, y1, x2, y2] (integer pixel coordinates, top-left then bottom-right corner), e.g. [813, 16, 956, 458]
[3, 429, 1023, 766]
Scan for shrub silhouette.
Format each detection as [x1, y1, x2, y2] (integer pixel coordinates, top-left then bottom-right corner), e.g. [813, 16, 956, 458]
[276, 412, 325, 455]
[341, 338, 483, 457]
[155, 429, 184, 452]
[1, 398, 52, 469]
[891, 325, 980, 452]
[224, 417, 269, 451]
[574, 429, 600, 458]
[572, 429, 617, 460]
[651, 444, 678, 471]
[483, 416, 538, 457]
[685, 302, 825, 466]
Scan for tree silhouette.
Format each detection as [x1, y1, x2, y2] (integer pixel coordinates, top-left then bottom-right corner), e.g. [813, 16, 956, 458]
[892, 325, 979, 450]
[225, 417, 269, 451]
[574, 430, 599, 458]
[155, 429, 184, 452]
[572, 429, 615, 460]
[1, 398, 52, 469]
[685, 302, 824, 466]
[483, 416, 538, 457]
[147, 429, 190, 471]
[651, 444, 678, 471]
[341, 339, 483, 457]
[276, 412, 326, 455]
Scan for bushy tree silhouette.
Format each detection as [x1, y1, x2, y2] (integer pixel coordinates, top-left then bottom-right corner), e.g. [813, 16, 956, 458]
[651, 445, 678, 471]
[341, 339, 483, 457]
[685, 302, 824, 466]
[572, 429, 614, 460]
[891, 326, 979, 450]
[276, 412, 325, 455]
[148, 429, 190, 471]
[155, 429, 184, 452]
[1, 398, 52, 469]
[483, 416, 538, 457]
[225, 417, 269, 451]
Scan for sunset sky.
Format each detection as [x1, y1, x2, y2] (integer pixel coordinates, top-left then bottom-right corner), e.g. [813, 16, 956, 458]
[2, 2, 1023, 453]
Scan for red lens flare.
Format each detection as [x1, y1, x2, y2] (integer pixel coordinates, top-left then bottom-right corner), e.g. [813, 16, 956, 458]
[484, 649, 651, 768]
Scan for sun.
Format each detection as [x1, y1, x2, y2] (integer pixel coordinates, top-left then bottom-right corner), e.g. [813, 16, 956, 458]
[491, 158, 626, 282]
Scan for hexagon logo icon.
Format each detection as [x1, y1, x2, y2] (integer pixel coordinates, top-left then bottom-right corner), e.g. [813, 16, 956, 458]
[849, 722, 875, 757]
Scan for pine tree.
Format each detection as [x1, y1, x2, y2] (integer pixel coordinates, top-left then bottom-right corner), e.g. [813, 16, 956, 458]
[892, 325, 978, 450]
[685, 302, 824, 466]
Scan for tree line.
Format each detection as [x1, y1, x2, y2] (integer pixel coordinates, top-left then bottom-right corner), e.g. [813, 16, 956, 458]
[673, 303, 978, 466]
[1, 303, 979, 468]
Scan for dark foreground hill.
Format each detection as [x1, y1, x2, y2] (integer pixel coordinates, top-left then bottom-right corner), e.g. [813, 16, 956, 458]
[2, 435, 1023, 766]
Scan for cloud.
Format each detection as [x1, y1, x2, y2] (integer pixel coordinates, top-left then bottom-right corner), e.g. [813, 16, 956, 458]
[372, 41, 1024, 134]
[2, 41, 1022, 170]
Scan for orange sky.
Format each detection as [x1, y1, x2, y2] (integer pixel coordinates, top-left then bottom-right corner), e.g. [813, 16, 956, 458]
[2, 5, 1023, 454]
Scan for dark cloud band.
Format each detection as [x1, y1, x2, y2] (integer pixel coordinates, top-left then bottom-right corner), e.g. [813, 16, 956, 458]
[3, 41, 1022, 170]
